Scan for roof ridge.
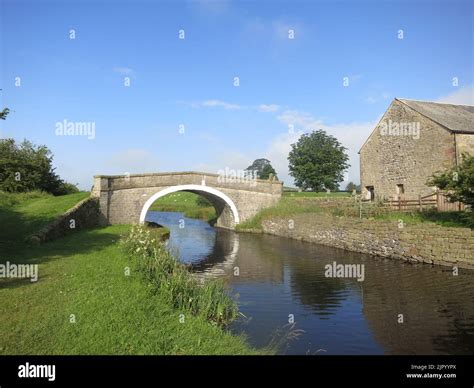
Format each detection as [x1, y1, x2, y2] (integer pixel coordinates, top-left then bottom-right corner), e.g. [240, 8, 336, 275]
[395, 97, 474, 107]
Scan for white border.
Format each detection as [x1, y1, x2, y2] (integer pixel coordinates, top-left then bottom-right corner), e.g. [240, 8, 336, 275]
[138, 184, 240, 224]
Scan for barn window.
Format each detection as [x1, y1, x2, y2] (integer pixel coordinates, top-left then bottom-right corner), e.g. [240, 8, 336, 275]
[396, 184, 404, 195]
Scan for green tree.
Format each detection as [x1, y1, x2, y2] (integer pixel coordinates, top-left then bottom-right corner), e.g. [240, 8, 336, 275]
[345, 182, 357, 192]
[245, 158, 278, 180]
[196, 195, 212, 207]
[0, 108, 9, 120]
[0, 89, 9, 120]
[288, 130, 349, 191]
[0, 138, 78, 195]
[428, 153, 474, 206]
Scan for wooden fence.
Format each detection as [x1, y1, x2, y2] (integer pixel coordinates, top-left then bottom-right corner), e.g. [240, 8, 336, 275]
[383, 192, 464, 212]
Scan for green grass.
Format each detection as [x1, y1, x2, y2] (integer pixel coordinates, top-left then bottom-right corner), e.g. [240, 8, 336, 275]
[149, 192, 216, 222]
[122, 225, 238, 326]
[236, 196, 327, 231]
[0, 191, 90, 254]
[0, 192, 261, 355]
[237, 195, 473, 231]
[145, 225, 171, 241]
[283, 191, 352, 198]
[373, 210, 474, 229]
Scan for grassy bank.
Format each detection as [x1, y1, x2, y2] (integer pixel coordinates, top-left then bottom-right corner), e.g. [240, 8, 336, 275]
[236, 196, 328, 231]
[372, 210, 474, 229]
[122, 225, 238, 325]
[149, 192, 216, 222]
[237, 195, 473, 231]
[283, 191, 352, 198]
[0, 192, 259, 354]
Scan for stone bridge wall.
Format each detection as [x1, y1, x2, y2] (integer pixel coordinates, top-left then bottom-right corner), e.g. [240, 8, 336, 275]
[91, 172, 283, 229]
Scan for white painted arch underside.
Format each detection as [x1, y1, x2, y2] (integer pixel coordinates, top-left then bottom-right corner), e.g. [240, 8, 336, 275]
[139, 184, 240, 224]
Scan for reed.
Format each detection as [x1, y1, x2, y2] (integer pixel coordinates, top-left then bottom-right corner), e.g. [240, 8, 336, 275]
[121, 225, 238, 325]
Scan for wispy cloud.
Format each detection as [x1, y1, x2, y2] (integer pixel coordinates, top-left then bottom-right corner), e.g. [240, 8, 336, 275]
[276, 109, 377, 185]
[436, 85, 474, 105]
[186, 100, 282, 112]
[192, 99, 241, 110]
[192, 108, 377, 186]
[277, 110, 323, 129]
[257, 104, 280, 113]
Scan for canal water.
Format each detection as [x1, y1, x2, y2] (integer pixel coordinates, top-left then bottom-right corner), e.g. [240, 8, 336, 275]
[146, 211, 474, 355]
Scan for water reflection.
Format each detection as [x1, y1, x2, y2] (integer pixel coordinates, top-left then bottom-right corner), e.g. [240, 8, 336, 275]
[147, 211, 474, 355]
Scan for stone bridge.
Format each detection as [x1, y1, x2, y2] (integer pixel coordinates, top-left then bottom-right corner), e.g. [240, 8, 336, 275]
[91, 172, 283, 229]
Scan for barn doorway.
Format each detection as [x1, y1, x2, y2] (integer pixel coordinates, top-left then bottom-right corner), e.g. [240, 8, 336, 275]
[365, 186, 375, 201]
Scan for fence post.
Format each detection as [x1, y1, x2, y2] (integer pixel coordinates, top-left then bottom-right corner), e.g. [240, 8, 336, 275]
[398, 197, 401, 211]
[419, 195, 422, 212]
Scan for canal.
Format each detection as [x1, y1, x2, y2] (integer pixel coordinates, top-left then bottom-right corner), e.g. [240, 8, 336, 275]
[146, 211, 474, 355]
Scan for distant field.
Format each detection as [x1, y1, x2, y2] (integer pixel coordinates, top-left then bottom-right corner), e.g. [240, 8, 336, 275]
[149, 192, 216, 222]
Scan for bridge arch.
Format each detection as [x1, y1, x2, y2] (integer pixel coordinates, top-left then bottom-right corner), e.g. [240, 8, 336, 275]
[139, 184, 240, 226]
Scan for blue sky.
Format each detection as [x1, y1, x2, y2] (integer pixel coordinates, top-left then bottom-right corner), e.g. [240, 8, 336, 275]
[1, 0, 473, 189]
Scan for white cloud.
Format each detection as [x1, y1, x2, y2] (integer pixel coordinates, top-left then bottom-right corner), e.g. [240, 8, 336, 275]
[192, 100, 241, 110]
[436, 85, 474, 105]
[264, 131, 303, 185]
[189, 100, 284, 112]
[183, 107, 377, 187]
[275, 109, 377, 186]
[277, 109, 323, 129]
[257, 104, 280, 113]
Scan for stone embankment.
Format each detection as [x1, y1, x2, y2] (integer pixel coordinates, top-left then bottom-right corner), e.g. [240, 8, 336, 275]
[28, 197, 100, 244]
[259, 213, 474, 269]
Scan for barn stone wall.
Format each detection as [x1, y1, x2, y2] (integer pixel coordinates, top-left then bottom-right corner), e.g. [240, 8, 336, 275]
[360, 100, 457, 200]
[456, 133, 474, 163]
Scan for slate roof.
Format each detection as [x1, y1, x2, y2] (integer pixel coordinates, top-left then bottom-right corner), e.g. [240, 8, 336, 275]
[396, 98, 474, 134]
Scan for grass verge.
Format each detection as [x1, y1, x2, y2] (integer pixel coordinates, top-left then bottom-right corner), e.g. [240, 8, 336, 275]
[121, 225, 238, 325]
[373, 210, 474, 229]
[237, 195, 473, 231]
[236, 196, 327, 231]
[282, 191, 352, 198]
[0, 192, 260, 354]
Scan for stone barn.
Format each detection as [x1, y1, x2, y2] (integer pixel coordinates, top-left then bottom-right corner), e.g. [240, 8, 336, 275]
[359, 98, 474, 201]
